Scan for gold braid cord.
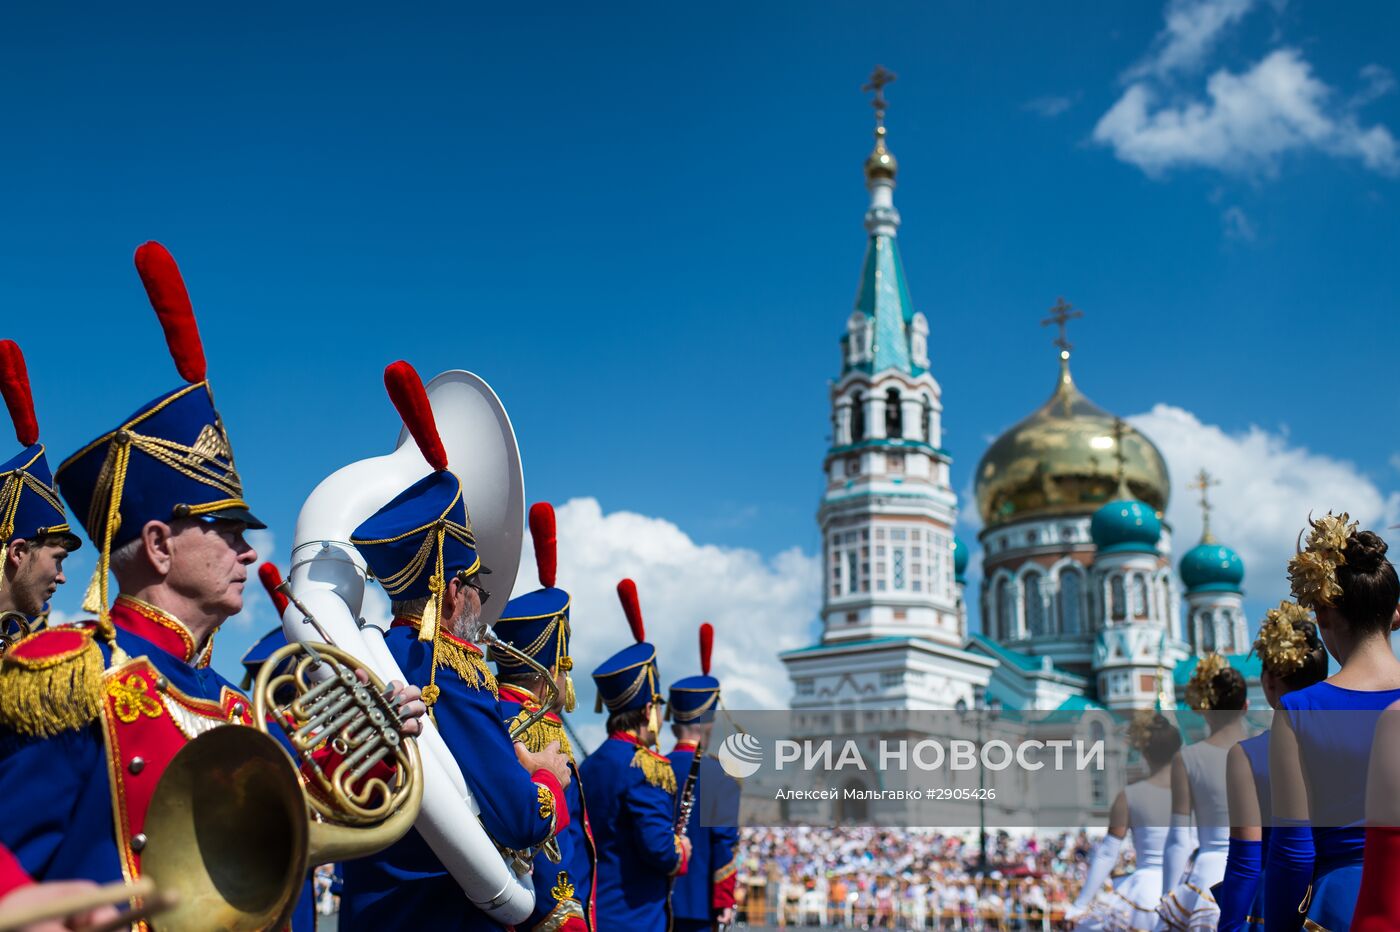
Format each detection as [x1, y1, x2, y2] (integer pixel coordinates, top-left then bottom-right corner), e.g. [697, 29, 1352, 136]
[1255, 601, 1315, 677]
[1185, 652, 1229, 711]
[1288, 512, 1357, 610]
[0, 630, 104, 736]
[632, 746, 678, 794]
[509, 708, 573, 761]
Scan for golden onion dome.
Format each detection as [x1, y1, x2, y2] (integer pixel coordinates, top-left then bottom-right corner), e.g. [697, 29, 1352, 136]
[864, 125, 898, 183]
[974, 353, 1170, 528]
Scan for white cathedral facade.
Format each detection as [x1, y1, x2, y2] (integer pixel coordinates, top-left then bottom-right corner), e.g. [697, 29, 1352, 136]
[780, 92, 1256, 718]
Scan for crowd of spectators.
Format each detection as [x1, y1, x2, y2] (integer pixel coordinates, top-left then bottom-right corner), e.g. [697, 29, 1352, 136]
[732, 827, 1119, 929]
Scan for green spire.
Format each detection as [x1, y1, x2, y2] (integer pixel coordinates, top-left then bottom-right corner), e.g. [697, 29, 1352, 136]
[853, 235, 917, 374]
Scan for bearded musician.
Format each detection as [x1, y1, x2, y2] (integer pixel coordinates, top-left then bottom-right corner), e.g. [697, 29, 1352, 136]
[0, 244, 426, 931]
[338, 361, 572, 931]
[491, 501, 597, 931]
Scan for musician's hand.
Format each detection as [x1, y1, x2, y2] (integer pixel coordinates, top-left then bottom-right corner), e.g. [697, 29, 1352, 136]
[515, 740, 572, 788]
[678, 834, 693, 865]
[384, 680, 427, 736]
[716, 907, 735, 925]
[0, 879, 121, 931]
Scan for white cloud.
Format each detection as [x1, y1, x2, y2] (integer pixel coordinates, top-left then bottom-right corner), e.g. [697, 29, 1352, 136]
[512, 498, 821, 748]
[1127, 0, 1259, 80]
[1096, 49, 1400, 177]
[1024, 95, 1076, 118]
[1129, 404, 1400, 605]
[1221, 205, 1257, 241]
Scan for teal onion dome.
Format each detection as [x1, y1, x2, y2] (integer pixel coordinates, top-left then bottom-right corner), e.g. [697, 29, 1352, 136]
[953, 536, 969, 586]
[1090, 499, 1162, 554]
[1180, 541, 1244, 593]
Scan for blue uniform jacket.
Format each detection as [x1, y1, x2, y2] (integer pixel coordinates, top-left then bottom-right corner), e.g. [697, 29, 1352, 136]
[340, 623, 568, 931]
[498, 684, 597, 931]
[0, 598, 314, 931]
[578, 733, 685, 931]
[667, 744, 740, 928]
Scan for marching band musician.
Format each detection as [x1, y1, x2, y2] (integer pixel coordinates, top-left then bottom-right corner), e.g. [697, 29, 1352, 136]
[581, 579, 691, 931]
[0, 842, 120, 932]
[666, 624, 739, 932]
[0, 341, 81, 654]
[0, 243, 426, 932]
[492, 501, 597, 931]
[338, 361, 572, 932]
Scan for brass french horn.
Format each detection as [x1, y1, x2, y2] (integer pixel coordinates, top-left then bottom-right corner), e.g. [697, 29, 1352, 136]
[140, 640, 423, 931]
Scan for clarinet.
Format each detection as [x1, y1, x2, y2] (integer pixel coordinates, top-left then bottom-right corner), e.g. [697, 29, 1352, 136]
[675, 740, 704, 835]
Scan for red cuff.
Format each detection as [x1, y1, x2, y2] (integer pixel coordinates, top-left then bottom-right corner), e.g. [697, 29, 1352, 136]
[1354, 826, 1400, 930]
[558, 918, 588, 932]
[532, 769, 570, 834]
[303, 747, 398, 807]
[713, 871, 737, 910]
[0, 845, 33, 899]
[671, 836, 690, 876]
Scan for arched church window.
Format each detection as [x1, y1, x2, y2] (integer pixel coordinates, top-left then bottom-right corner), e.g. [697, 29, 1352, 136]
[1058, 568, 1083, 635]
[851, 393, 865, 441]
[1110, 576, 1126, 621]
[1025, 572, 1046, 636]
[1132, 574, 1149, 618]
[922, 395, 933, 443]
[996, 578, 1013, 640]
[885, 388, 902, 438]
[1201, 611, 1216, 652]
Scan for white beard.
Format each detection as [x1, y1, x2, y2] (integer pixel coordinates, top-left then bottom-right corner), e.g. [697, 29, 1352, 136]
[451, 601, 486, 643]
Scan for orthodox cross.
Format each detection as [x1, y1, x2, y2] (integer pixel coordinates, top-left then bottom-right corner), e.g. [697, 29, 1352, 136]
[1188, 468, 1221, 543]
[1041, 296, 1083, 355]
[863, 65, 896, 122]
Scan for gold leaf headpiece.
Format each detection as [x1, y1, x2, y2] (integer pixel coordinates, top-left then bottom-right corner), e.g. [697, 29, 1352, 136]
[1125, 709, 1160, 752]
[1253, 600, 1315, 677]
[1185, 652, 1229, 711]
[1288, 511, 1357, 610]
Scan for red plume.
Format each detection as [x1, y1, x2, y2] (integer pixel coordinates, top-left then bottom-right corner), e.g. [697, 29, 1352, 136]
[617, 578, 644, 643]
[529, 502, 557, 588]
[258, 562, 290, 616]
[699, 623, 714, 676]
[384, 361, 447, 471]
[0, 341, 39, 447]
[134, 242, 206, 383]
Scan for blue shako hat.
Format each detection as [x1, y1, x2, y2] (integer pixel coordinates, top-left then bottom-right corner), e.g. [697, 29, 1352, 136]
[668, 622, 720, 724]
[0, 342, 79, 552]
[494, 502, 575, 710]
[592, 578, 662, 715]
[55, 243, 263, 634]
[351, 361, 481, 712]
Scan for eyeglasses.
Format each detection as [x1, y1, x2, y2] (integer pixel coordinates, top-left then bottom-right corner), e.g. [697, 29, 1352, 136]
[458, 571, 490, 605]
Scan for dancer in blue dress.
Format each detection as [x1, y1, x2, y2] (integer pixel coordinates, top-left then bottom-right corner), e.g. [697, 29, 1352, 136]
[1215, 601, 1326, 932]
[1267, 514, 1400, 932]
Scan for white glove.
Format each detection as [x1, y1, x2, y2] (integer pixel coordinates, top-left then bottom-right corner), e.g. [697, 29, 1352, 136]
[1161, 813, 1193, 897]
[1072, 833, 1123, 912]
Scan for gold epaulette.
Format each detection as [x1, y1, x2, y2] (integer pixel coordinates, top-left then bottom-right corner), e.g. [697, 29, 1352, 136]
[434, 636, 498, 698]
[508, 707, 573, 761]
[632, 745, 677, 794]
[0, 626, 104, 736]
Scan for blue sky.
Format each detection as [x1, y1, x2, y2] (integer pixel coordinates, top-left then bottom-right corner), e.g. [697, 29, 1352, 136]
[2, 1, 1397, 685]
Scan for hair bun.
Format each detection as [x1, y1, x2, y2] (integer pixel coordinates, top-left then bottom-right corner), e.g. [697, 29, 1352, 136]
[1349, 530, 1389, 572]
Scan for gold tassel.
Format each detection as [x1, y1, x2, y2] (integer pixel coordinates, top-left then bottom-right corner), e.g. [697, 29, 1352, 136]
[0, 636, 104, 736]
[632, 745, 678, 794]
[647, 700, 661, 738]
[563, 674, 576, 714]
[594, 692, 604, 714]
[81, 564, 105, 614]
[434, 637, 498, 698]
[509, 708, 573, 761]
